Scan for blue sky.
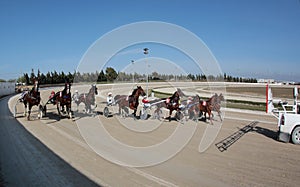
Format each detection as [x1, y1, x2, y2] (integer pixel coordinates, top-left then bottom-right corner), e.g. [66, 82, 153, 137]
[0, 0, 300, 81]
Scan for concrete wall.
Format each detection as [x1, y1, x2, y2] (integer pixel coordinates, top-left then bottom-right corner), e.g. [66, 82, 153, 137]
[0, 82, 15, 97]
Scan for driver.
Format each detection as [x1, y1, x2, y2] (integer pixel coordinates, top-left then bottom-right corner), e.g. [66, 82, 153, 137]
[72, 90, 79, 102]
[107, 92, 114, 106]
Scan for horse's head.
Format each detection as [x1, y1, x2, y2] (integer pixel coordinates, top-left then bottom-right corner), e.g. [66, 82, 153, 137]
[172, 90, 181, 99]
[193, 95, 200, 102]
[219, 93, 225, 101]
[136, 86, 146, 97]
[176, 88, 185, 97]
[64, 80, 71, 94]
[33, 78, 39, 92]
[92, 85, 98, 95]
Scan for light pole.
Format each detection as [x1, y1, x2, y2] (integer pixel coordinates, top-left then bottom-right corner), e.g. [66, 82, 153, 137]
[131, 60, 135, 84]
[143, 48, 149, 97]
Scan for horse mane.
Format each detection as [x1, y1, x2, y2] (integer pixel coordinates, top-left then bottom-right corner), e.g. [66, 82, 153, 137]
[89, 85, 95, 94]
[131, 86, 141, 96]
[170, 91, 179, 99]
[131, 88, 137, 96]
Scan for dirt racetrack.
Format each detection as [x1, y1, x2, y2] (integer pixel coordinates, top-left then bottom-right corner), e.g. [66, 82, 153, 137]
[1, 82, 299, 186]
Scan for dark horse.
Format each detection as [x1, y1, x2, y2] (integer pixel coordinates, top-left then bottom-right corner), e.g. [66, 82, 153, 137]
[74, 85, 98, 113]
[48, 81, 73, 118]
[114, 86, 146, 118]
[19, 78, 41, 120]
[152, 88, 184, 121]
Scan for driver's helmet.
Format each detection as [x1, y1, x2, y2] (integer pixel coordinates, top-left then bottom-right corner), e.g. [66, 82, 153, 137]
[108, 92, 112, 96]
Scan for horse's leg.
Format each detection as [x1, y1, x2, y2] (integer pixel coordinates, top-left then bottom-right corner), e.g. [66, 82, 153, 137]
[27, 104, 32, 120]
[57, 102, 61, 117]
[218, 109, 223, 121]
[23, 102, 27, 117]
[169, 109, 172, 122]
[67, 104, 72, 119]
[88, 103, 92, 114]
[133, 109, 137, 119]
[208, 110, 213, 124]
[152, 107, 160, 120]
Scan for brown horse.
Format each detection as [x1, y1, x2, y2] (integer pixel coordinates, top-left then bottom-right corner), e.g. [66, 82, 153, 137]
[114, 86, 146, 118]
[47, 81, 72, 118]
[74, 85, 98, 113]
[198, 96, 213, 124]
[210, 93, 225, 121]
[19, 79, 41, 120]
[152, 88, 184, 121]
[197, 93, 225, 124]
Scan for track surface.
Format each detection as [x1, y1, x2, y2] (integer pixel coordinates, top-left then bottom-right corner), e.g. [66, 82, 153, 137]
[1, 83, 299, 186]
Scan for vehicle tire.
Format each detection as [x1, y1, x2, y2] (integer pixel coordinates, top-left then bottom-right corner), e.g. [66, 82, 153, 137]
[104, 107, 109, 118]
[291, 126, 300, 144]
[43, 105, 47, 117]
[38, 105, 43, 119]
[175, 111, 184, 121]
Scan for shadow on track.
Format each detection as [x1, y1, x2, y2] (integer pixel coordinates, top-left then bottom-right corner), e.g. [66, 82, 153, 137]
[1, 96, 101, 187]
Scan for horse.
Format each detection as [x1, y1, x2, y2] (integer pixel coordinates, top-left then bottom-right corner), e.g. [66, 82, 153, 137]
[197, 95, 213, 124]
[151, 88, 184, 121]
[49, 81, 73, 118]
[210, 93, 224, 121]
[19, 79, 41, 120]
[197, 93, 224, 124]
[114, 86, 146, 118]
[74, 85, 98, 113]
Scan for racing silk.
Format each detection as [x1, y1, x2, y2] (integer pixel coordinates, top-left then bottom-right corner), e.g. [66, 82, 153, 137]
[107, 96, 114, 105]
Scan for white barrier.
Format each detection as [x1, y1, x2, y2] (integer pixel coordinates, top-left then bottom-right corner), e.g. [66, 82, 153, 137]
[0, 82, 15, 97]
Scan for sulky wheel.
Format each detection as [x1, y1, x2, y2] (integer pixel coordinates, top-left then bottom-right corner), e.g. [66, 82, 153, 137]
[103, 106, 110, 118]
[175, 111, 184, 121]
[140, 108, 148, 120]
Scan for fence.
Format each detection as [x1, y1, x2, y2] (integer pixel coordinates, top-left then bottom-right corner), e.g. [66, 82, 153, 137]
[0, 82, 15, 97]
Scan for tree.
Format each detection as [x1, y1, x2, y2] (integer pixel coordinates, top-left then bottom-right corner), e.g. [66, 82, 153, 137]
[97, 70, 105, 82]
[105, 67, 118, 82]
[46, 72, 51, 84]
[24, 73, 30, 85]
[30, 69, 35, 84]
[187, 73, 195, 81]
[40, 73, 46, 84]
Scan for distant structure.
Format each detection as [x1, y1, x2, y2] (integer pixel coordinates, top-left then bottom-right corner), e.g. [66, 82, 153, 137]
[0, 82, 15, 97]
[258, 78, 297, 85]
[258, 79, 275, 84]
